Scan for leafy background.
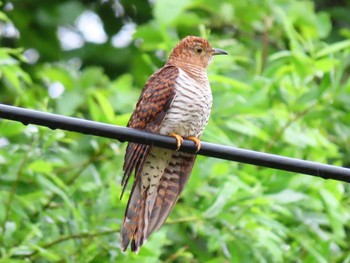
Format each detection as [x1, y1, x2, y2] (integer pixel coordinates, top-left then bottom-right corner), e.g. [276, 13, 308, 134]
[1, 0, 350, 262]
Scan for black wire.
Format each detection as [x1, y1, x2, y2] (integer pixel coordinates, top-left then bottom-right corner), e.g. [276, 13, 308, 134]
[0, 103, 349, 183]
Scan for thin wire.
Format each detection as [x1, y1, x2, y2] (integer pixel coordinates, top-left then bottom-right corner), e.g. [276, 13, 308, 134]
[0, 103, 349, 182]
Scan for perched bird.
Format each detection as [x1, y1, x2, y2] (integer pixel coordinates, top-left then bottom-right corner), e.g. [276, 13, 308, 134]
[120, 36, 227, 253]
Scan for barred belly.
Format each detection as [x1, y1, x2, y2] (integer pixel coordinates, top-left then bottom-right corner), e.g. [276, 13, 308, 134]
[159, 68, 213, 138]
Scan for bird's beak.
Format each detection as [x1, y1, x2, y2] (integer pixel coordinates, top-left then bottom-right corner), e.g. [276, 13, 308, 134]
[211, 48, 228, 56]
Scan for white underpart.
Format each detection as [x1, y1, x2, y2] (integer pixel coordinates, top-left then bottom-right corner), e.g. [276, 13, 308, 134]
[160, 68, 213, 138]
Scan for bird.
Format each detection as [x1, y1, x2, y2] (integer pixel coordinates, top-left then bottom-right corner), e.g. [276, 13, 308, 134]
[120, 36, 227, 253]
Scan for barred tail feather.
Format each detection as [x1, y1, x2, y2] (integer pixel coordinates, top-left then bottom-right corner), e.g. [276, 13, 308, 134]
[148, 152, 196, 234]
[121, 152, 196, 253]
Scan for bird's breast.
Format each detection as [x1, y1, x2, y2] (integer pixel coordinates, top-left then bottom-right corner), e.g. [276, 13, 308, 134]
[160, 68, 212, 138]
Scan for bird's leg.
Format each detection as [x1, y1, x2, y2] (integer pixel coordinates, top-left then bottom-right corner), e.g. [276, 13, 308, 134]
[188, 136, 201, 152]
[169, 132, 184, 151]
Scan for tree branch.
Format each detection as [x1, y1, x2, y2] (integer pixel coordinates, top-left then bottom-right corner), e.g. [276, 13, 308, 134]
[27, 228, 119, 258]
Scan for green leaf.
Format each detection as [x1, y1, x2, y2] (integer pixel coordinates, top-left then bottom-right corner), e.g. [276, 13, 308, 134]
[209, 74, 250, 91]
[91, 91, 115, 122]
[36, 175, 74, 211]
[0, 10, 9, 22]
[56, 90, 84, 115]
[226, 117, 269, 142]
[316, 40, 350, 58]
[2, 66, 22, 92]
[153, 0, 191, 25]
[204, 178, 238, 218]
[29, 245, 61, 261]
[267, 189, 306, 204]
[320, 189, 346, 240]
[28, 160, 53, 174]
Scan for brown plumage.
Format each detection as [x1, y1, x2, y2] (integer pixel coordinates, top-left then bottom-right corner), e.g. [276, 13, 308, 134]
[121, 36, 227, 253]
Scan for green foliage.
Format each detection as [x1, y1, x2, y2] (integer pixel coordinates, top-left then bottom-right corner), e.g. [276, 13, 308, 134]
[1, 0, 350, 262]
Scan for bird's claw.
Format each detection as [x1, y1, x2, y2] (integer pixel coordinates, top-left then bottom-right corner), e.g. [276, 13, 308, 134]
[169, 133, 184, 151]
[188, 136, 201, 152]
[169, 133, 201, 152]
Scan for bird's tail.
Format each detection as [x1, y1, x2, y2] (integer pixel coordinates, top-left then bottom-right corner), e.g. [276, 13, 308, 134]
[120, 151, 196, 253]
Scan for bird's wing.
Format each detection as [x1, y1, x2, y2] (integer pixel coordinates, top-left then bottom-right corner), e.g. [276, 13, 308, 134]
[121, 65, 179, 198]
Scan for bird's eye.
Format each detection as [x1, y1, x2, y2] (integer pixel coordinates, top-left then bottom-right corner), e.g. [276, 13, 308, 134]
[195, 46, 203, 54]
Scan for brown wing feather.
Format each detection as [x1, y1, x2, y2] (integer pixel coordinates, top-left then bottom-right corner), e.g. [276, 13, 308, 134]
[121, 65, 179, 196]
[121, 143, 150, 198]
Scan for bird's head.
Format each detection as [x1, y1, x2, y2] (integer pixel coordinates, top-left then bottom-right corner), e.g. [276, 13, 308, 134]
[168, 36, 228, 70]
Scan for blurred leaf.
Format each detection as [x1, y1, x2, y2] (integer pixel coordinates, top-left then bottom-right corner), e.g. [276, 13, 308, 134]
[55, 90, 84, 115]
[153, 0, 191, 25]
[29, 246, 60, 262]
[204, 178, 238, 218]
[316, 40, 350, 58]
[0, 10, 9, 22]
[320, 189, 346, 240]
[267, 189, 306, 204]
[28, 160, 53, 174]
[88, 91, 115, 122]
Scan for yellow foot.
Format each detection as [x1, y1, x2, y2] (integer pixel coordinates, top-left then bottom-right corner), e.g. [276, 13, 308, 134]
[188, 136, 201, 152]
[169, 132, 184, 151]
